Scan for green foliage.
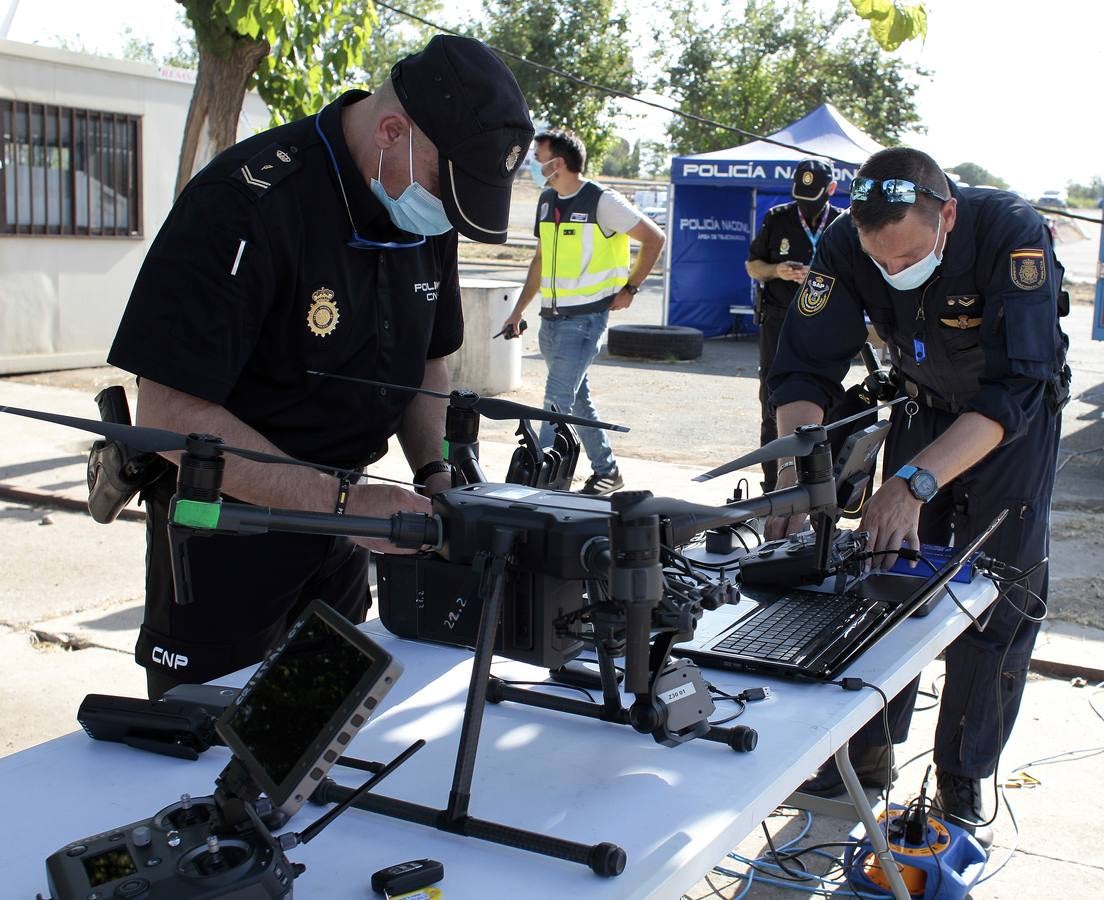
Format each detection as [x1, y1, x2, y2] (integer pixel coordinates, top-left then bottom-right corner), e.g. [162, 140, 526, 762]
[177, 1, 378, 125]
[639, 140, 672, 179]
[946, 162, 1008, 190]
[120, 27, 158, 65]
[850, 0, 927, 51]
[659, 0, 928, 157]
[355, 1, 444, 88]
[120, 15, 198, 69]
[1066, 176, 1104, 208]
[477, 0, 639, 169]
[601, 138, 641, 178]
[213, 0, 378, 124]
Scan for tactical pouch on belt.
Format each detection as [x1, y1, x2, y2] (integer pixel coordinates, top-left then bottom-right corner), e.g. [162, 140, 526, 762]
[1046, 333, 1073, 415]
[86, 386, 170, 523]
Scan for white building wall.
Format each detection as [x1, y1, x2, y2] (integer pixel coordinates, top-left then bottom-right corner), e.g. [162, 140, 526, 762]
[0, 39, 269, 373]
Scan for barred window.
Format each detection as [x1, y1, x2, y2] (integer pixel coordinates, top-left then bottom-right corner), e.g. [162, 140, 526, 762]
[1, 100, 142, 237]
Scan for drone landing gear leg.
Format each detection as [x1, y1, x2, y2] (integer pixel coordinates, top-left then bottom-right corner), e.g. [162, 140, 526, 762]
[487, 638, 631, 726]
[488, 632, 757, 753]
[314, 527, 626, 878]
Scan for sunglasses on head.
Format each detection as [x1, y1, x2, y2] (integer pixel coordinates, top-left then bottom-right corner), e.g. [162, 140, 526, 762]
[850, 177, 948, 204]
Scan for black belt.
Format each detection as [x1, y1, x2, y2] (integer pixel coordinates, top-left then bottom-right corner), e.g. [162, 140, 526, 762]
[893, 373, 963, 415]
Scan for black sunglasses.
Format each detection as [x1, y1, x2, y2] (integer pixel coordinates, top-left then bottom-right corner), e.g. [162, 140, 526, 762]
[850, 177, 948, 204]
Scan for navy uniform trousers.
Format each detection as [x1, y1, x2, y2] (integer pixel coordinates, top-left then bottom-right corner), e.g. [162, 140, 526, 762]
[852, 397, 1061, 779]
[139, 476, 372, 700]
[757, 302, 790, 491]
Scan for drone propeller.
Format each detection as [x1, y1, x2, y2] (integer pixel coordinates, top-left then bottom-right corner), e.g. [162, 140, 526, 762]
[307, 370, 630, 433]
[0, 405, 410, 485]
[693, 397, 906, 482]
[617, 495, 763, 546]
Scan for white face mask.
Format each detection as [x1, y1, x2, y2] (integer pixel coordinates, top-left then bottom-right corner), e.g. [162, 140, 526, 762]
[871, 216, 944, 291]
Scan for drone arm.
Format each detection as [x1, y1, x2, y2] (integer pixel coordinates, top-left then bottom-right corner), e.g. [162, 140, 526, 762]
[173, 499, 441, 550]
[137, 379, 343, 512]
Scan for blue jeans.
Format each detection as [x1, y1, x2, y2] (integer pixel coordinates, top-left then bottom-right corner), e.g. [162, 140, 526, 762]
[537, 311, 616, 475]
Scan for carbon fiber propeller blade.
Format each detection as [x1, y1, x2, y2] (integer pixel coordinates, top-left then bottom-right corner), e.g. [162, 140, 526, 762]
[693, 397, 905, 482]
[694, 428, 825, 482]
[471, 396, 629, 432]
[308, 370, 630, 433]
[0, 405, 408, 485]
[1, 405, 188, 453]
[617, 495, 763, 545]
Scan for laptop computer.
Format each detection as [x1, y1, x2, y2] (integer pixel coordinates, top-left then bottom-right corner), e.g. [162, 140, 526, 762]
[674, 510, 1006, 681]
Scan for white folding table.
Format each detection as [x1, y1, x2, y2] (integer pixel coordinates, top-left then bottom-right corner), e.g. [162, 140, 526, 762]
[2, 578, 995, 899]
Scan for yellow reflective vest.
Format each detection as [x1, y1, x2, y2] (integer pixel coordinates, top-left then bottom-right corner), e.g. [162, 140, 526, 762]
[537, 182, 630, 314]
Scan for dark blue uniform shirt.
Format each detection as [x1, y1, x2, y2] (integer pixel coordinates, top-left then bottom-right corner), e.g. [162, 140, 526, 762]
[109, 91, 463, 470]
[747, 200, 842, 309]
[768, 184, 1066, 446]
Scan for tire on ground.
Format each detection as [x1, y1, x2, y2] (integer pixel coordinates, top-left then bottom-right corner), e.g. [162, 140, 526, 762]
[607, 324, 704, 361]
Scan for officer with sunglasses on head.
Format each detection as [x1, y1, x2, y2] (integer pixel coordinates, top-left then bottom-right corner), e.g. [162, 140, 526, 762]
[766, 147, 1070, 847]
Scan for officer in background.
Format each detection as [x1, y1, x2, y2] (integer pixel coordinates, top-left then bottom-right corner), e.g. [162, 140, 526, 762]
[500, 129, 665, 495]
[108, 36, 534, 698]
[767, 147, 1069, 846]
[746, 159, 840, 492]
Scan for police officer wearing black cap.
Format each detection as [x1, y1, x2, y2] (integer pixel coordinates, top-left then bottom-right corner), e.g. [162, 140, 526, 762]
[767, 147, 1070, 846]
[107, 35, 534, 699]
[746, 158, 840, 491]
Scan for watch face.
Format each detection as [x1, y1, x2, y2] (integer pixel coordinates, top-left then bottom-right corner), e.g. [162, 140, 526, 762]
[911, 470, 938, 501]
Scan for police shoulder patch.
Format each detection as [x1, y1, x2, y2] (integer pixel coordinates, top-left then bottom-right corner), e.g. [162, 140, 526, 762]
[1010, 248, 1046, 291]
[232, 143, 301, 198]
[797, 271, 835, 316]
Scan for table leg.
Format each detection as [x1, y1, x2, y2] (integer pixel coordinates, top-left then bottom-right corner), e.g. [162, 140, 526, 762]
[835, 740, 910, 900]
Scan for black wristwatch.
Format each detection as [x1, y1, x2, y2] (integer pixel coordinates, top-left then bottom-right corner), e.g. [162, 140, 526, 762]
[414, 460, 452, 495]
[622, 283, 640, 295]
[894, 465, 939, 503]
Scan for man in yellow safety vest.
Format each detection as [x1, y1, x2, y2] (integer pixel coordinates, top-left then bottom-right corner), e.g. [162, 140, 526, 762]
[501, 129, 665, 494]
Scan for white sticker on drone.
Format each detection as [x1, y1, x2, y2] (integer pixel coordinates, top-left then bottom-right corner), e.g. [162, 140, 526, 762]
[660, 683, 696, 705]
[485, 486, 541, 501]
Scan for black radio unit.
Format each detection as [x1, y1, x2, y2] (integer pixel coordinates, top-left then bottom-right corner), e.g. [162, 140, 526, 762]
[44, 795, 293, 900]
[43, 601, 405, 900]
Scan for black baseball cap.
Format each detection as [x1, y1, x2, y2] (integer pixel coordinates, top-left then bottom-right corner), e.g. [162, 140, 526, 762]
[792, 159, 834, 202]
[391, 35, 534, 244]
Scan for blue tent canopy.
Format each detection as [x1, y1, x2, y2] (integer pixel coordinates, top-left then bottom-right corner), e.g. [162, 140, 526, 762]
[664, 104, 884, 337]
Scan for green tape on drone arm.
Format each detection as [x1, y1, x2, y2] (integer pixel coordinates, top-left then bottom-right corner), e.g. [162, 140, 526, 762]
[172, 498, 222, 529]
[442, 439, 450, 458]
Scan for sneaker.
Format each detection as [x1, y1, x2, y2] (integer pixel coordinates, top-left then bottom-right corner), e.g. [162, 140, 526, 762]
[579, 468, 624, 495]
[934, 770, 993, 850]
[798, 743, 897, 798]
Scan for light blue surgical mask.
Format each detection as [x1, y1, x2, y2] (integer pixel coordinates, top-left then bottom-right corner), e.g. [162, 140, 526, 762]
[530, 157, 557, 188]
[369, 130, 452, 236]
[871, 216, 944, 291]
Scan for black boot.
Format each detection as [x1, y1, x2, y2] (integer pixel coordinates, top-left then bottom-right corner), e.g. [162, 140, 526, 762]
[799, 743, 897, 798]
[934, 770, 993, 850]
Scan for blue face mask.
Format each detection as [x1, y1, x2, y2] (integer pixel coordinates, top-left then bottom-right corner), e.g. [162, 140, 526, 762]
[529, 158, 548, 188]
[871, 216, 944, 291]
[369, 130, 453, 236]
[530, 157, 558, 188]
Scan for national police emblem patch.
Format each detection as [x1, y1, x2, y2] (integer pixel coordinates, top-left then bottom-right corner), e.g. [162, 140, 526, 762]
[779, 237, 790, 256]
[1010, 248, 1046, 291]
[797, 271, 835, 316]
[307, 287, 340, 337]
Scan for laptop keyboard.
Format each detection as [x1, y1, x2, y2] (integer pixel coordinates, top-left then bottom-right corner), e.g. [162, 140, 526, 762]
[712, 591, 869, 663]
